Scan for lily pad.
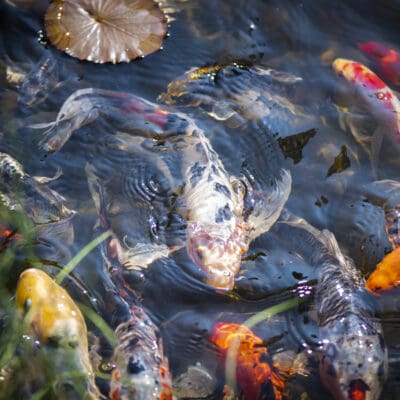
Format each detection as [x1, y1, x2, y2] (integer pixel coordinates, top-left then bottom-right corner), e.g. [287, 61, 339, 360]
[44, 0, 167, 63]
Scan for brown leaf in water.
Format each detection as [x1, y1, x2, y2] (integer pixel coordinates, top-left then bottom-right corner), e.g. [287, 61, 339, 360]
[44, 0, 167, 63]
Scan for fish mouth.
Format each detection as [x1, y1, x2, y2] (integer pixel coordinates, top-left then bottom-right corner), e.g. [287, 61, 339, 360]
[348, 379, 370, 400]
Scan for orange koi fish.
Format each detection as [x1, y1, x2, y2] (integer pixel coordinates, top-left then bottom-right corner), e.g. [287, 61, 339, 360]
[358, 42, 400, 87]
[210, 322, 286, 400]
[366, 245, 400, 293]
[332, 58, 400, 174]
[365, 203, 400, 293]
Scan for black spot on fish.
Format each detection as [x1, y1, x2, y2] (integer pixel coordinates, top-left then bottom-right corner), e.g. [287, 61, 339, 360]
[190, 162, 206, 186]
[129, 337, 139, 348]
[195, 142, 207, 157]
[127, 357, 145, 374]
[377, 362, 385, 377]
[214, 182, 231, 198]
[259, 352, 272, 365]
[215, 203, 232, 223]
[211, 164, 219, 176]
[325, 343, 337, 359]
[258, 380, 276, 399]
[326, 363, 336, 378]
[378, 333, 385, 351]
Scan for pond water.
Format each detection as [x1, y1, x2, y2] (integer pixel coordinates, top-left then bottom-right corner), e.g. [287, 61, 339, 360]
[1, 0, 400, 399]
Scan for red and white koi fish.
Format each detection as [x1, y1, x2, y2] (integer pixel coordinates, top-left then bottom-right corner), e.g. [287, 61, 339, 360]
[358, 41, 400, 87]
[332, 58, 400, 175]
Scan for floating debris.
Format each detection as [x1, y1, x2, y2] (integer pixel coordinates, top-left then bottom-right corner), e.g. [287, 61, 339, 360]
[44, 0, 168, 63]
[326, 145, 351, 177]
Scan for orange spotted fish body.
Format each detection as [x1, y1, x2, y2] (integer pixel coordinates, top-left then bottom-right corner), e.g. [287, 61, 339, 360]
[358, 42, 400, 87]
[210, 322, 286, 400]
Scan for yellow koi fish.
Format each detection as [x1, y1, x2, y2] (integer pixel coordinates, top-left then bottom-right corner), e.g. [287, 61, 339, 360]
[12, 268, 101, 399]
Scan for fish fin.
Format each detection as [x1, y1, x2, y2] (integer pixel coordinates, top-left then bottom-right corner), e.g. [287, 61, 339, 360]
[370, 126, 384, 179]
[245, 168, 292, 240]
[272, 350, 309, 378]
[33, 168, 63, 184]
[122, 242, 174, 270]
[27, 121, 56, 130]
[279, 208, 322, 237]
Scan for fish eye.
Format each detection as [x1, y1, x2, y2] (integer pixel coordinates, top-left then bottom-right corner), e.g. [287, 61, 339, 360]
[337, 71, 345, 79]
[24, 298, 32, 312]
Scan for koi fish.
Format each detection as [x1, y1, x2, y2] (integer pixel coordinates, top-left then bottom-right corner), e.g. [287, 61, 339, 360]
[366, 247, 400, 292]
[13, 268, 101, 399]
[365, 202, 400, 293]
[358, 42, 400, 87]
[109, 306, 173, 400]
[29, 88, 170, 153]
[38, 89, 291, 290]
[210, 322, 286, 400]
[281, 214, 388, 400]
[0, 152, 74, 225]
[159, 63, 310, 135]
[332, 58, 400, 175]
[18, 54, 61, 108]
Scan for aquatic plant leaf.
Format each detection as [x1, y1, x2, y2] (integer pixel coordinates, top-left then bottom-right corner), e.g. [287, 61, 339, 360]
[44, 0, 168, 63]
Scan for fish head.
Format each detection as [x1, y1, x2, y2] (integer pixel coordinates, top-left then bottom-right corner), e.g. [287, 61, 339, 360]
[319, 328, 388, 400]
[332, 58, 386, 91]
[186, 223, 246, 290]
[15, 268, 86, 346]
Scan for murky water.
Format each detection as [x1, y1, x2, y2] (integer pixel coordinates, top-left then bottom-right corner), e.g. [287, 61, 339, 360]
[1, 0, 400, 399]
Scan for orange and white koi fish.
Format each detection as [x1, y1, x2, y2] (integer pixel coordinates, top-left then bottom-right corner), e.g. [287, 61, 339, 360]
[358, 42, 400, 87]
[13, 268, 101, 399]
[210, 322, 286, 400]
[332, 58, 400, 174]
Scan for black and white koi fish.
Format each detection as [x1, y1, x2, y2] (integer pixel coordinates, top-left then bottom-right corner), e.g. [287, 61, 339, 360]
[36, 89, 291, 290]
[282, 212, 388, 400]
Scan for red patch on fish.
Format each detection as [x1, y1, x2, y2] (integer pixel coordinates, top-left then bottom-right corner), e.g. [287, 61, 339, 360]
[121, 97, 169, 128]
[348, 379, 370, 400]
[350, 62, 386, 90]
[210, 322, 285, 400]
[359, 41, 400, 86]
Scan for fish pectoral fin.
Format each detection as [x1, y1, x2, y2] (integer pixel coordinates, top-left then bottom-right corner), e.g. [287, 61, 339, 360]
[33, 168, 63, 184]
[123, 243, 175, 270]
[246, 169, 292, 241]
[272, 350, 310, 378]
[370, 126, 385, 179]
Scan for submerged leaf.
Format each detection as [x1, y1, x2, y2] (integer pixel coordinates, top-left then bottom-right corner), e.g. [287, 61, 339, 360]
[45, 0, 167, 63]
